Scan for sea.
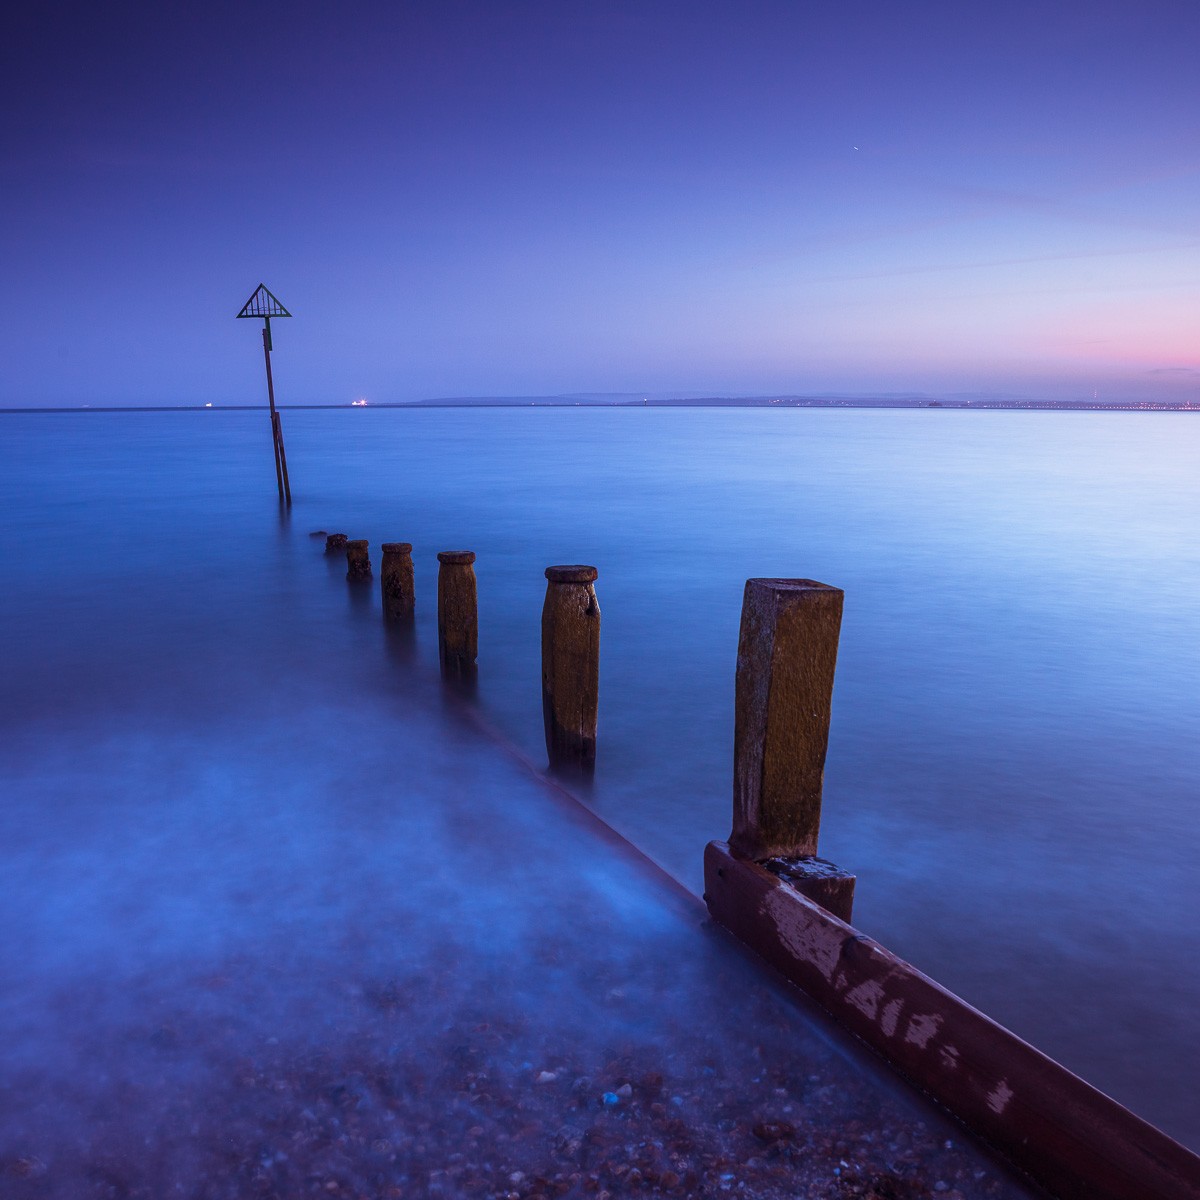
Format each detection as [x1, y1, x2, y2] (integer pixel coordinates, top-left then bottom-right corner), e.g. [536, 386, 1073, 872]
[2, 403, 1197, 1154]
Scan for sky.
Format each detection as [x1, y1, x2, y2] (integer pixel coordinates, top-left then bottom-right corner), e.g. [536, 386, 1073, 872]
[1, 0, 1198, 406]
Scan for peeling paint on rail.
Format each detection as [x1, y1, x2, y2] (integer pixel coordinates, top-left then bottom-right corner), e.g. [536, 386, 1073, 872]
[705, 840, 1200, 1200]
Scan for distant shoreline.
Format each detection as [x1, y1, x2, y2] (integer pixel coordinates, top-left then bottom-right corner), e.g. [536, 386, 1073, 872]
[2, 398, 1197, 413]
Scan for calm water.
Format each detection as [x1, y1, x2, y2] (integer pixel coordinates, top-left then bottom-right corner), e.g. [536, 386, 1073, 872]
[2, 405, 1198, 1154]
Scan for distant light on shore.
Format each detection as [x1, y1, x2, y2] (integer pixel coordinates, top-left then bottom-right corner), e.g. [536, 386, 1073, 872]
[352, 398, 368, 407]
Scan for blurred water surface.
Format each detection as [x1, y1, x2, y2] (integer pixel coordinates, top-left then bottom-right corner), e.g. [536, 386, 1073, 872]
[1, 405, 1197, 1154]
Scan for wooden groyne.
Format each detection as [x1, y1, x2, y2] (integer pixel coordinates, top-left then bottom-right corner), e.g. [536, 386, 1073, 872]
[313, 535, 1200, 1200]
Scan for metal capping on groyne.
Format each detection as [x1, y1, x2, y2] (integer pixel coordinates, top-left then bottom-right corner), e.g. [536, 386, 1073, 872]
[314, 531, 1200, 1200]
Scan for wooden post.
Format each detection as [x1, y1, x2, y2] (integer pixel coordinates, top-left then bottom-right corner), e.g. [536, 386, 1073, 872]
[437, 551, 477, 678]
[541, 565, 600, 774]
[381, 542, 415, 624]
[324, 533, 348, 555]
[729, 578, 854, 920]
[345, 539, 371, 581]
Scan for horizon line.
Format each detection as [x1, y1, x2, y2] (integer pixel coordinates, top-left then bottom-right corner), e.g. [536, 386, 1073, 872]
[3, 397, 1199, 415]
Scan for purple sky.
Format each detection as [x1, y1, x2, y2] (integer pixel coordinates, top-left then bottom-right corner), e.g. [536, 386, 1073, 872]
[2, 0, 1197, 406]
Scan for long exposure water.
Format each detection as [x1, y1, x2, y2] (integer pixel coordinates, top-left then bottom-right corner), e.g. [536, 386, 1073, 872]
[1, 405, 1197, 1167]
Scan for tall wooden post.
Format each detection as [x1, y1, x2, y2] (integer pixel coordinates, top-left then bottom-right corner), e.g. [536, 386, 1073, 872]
[541, 565, 600, 774]
[730, 577, 854, 921]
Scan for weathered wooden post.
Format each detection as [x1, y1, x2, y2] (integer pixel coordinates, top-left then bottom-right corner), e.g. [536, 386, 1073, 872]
[437, 551, 477, 678]
[381, 542, 415, 624]
[324, 532, 349, 555]
[345, 539, 371, 582]
[541, 565, 600, 774]
[729, 578, 854, 921]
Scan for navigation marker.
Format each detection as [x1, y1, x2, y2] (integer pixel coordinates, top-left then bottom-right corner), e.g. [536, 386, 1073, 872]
[237, 283, 293, 503]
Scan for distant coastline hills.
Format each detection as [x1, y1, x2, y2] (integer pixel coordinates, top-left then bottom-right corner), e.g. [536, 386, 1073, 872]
[403, 392, 1198, 411]
[5, 392, 1197, 412]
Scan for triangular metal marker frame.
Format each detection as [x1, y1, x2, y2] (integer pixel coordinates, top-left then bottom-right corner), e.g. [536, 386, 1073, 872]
[236, 284, 292, 319]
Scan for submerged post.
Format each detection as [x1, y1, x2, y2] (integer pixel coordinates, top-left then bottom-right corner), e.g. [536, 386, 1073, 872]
[324, 532, 349, 555]
[730, 578, 854, 920]
[437, 551, 477, 679]
[381, 543, 415, 624]
[345, 539, 371, 581]
[541, 565, 600, 774]
[236, 284, 293, 504]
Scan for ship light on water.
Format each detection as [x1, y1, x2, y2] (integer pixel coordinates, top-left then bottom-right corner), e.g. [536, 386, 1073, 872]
[352, 398, 368, 407]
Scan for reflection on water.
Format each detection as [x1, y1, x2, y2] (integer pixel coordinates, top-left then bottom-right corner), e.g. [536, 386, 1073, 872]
[1, 405, 1197, 1158]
